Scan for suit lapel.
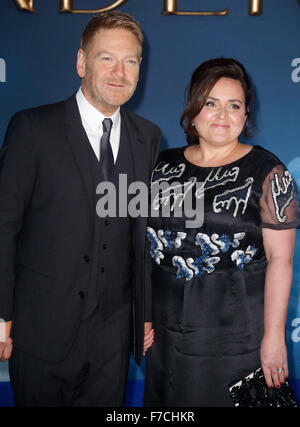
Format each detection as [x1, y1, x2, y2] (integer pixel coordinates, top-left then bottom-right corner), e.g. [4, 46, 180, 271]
[120, 109, 148, 184]
[63, 94, 94, 222]
[120, 109, 149, 257]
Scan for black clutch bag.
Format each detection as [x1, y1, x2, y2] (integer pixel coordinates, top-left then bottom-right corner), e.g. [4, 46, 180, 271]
[229, 368, 299, 407]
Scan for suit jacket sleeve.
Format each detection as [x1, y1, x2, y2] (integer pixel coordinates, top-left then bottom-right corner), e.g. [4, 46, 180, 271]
[144, 125, 161, 322]
[0, 112, 37, 320]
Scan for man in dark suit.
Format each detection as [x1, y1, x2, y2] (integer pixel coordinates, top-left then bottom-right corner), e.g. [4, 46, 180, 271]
[0, 11, 160, 406]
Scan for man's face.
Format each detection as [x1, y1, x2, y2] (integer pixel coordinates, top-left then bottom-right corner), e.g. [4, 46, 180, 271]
[77, 28, 141, 116]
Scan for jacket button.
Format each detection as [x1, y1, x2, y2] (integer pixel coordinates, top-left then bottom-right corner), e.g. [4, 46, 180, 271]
[105, 220, 109, 226]
[78, 291, 85, 299]
[100, 267, 105, 273]
[103, 243, 107, 250]
[83, 255, 90, 263]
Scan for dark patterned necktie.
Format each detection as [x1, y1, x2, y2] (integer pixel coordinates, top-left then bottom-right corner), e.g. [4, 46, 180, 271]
[100, 118, 114, 180]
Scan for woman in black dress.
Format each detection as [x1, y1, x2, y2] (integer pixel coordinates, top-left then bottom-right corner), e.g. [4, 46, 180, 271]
[143, 58, 299, 407]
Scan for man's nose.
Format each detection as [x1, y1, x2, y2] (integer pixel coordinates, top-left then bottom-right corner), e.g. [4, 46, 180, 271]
[112, 60, 125, 77]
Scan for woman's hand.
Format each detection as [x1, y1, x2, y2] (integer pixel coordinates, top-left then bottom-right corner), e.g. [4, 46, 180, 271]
[260, 331, 288, 388]
[0, 321, 13, 362]
[143, 322, 155, 356]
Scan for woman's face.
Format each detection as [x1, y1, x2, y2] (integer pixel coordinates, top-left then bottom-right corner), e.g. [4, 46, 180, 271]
[193, 77, 247, 147]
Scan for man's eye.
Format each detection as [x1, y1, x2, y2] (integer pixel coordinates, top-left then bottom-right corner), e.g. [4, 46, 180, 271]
[126, 59, 137, 65]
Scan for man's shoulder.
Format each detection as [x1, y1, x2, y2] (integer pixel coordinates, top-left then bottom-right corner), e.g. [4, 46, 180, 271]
[11, 94, 75, 126]
[121, 108, 161, 134]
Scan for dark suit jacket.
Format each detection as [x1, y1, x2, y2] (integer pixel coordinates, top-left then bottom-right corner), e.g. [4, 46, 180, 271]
[0, 94, 161, 364]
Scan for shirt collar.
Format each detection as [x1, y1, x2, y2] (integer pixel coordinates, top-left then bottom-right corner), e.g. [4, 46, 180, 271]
[76, 87, 120, 132]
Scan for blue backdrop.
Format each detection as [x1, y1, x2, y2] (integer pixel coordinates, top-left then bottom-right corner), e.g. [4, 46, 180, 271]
[0, 0, 299, 407]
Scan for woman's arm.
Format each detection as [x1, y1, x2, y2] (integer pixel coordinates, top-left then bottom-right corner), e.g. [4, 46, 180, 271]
[260, 227, 295, 388]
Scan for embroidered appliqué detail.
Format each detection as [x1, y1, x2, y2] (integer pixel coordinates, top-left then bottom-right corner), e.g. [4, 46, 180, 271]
[175, 232, 255, 280]
[151, 161, 186, 184]
[148, 228, 257, 279]
[172, 254, 220, 280]
[195, 233, 220, 256]
[196, 166, 240, 196]
[151, 177, 196, 212]
[157, 229, 187, 249]
[211, 232, 246, 251]
[231, 245, 258, 270]
[270, 170, 294, 223]
[151, 162, 242, 213]
[147, 227, 164, 265]
[147, 227, 186, 265]
[172, 256, 194, 280]
[213, 177, 253, 217]
[187, 255, 220, 277]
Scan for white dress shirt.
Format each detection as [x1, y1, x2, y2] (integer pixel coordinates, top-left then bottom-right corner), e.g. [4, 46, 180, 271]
[76, 87, 121, 163]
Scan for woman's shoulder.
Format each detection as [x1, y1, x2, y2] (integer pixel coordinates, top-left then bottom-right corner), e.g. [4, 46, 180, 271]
[252, 145, 284, 168]
[248, 146, 294, 193]
[157, 145, 186, 163]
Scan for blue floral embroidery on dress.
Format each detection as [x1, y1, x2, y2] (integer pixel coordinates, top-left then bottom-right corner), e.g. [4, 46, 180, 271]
[157, 229, 186, 250]
[147, 227, 186, 265]
[172, 256, 193, 280]
[195, 233, 220, 256]
[147, 227, 164, 265]
[187, 255, 220, 277]
[211, 232, 245, 252]
[147, 228, 257, 278]
[231, 245, 258, 270]
[211, 234, 231, 252]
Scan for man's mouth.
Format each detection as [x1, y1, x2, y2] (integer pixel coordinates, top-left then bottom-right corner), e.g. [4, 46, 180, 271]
[106, 82, 125, 88]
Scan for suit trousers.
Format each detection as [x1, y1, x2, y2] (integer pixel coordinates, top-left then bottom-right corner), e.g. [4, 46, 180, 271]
[9, 302, 132, 407]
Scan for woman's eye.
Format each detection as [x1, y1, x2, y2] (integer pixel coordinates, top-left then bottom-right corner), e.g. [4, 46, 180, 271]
[230, 104, 241, 110]
[205, 101, 215, 107]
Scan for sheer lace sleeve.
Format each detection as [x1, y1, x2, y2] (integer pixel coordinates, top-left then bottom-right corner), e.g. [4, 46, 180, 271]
[260, 164, 299, 230]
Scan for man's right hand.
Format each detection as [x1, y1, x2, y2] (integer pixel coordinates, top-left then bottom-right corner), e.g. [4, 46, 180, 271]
[0, 321, 13, 362]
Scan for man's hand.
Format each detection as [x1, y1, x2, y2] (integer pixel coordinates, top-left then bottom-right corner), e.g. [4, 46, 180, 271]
[0, 321, 13, 362]
[143, 322, 154, 356]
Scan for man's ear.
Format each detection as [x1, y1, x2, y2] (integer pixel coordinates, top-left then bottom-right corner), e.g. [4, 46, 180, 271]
[76, 49, 86, 79]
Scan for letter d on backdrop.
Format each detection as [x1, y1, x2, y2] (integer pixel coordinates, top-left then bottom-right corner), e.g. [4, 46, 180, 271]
[59, 0, 127, 13]
[14, 0, 35, 12]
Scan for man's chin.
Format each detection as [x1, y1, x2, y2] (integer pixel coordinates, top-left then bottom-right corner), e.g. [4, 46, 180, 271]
[102, 94, 133, 109]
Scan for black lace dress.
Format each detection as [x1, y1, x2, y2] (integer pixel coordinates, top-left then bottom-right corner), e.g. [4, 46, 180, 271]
[143, 145, 299, 407]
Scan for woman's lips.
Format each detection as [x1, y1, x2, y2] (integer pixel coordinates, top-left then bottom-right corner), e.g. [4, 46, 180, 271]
[211, 123, 230, 128]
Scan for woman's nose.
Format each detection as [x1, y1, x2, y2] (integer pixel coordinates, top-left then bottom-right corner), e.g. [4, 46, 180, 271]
[217, 105, 227, 119]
